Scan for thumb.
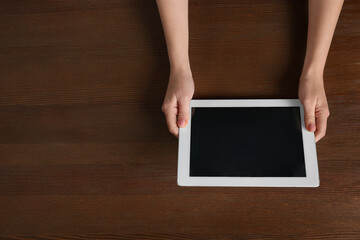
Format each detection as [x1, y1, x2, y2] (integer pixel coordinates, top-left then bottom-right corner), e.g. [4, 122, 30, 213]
[303, 100, 316, 132]
[177, 98, 190, 128]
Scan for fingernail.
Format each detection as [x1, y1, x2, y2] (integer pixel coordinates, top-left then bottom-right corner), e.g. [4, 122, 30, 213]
[179, 120, 185, 127]
[308, 124, 315, 132]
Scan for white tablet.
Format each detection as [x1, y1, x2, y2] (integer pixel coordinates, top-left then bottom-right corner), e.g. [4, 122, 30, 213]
[178, 99, 319, 187]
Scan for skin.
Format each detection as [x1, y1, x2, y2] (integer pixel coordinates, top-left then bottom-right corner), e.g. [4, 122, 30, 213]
[156, 0, 344, 142]
[299, 0, 344, 142]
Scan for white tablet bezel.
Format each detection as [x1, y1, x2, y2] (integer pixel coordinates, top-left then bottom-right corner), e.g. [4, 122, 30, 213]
[178, 99, 319, 187]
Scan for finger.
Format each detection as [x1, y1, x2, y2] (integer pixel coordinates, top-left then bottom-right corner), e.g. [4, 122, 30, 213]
[162, 99, 179, 137]
[164, 111, 179, 137]
[177, 98, 190, 128]
[303, 100, 316, 132]
[315, 114, 328, 143]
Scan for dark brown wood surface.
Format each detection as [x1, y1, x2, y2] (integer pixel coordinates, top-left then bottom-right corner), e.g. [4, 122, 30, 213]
[0, 0, 359, 239]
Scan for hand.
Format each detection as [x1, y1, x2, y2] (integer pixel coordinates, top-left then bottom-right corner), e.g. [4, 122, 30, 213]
[298, 75, 330, 142]
[161, 68, 194, 138]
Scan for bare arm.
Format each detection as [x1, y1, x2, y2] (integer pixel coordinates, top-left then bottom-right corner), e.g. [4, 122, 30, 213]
[299, 0, 344, 142]
[157, 0, 194, 137]
[156, 0, 190, 70]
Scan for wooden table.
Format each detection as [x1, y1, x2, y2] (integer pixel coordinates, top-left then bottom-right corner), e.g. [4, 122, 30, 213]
[0, 0, 359, 239]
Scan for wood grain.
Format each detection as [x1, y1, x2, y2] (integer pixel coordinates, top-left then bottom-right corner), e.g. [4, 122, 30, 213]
[0, 0, 359, 239]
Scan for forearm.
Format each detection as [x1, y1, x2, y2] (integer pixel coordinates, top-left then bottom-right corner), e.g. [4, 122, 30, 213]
[156, 0, 190, 71]
[302, 0, 344, 80]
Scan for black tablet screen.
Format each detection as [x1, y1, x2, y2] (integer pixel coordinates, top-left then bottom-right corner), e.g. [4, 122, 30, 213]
[189, 107, 306, 177]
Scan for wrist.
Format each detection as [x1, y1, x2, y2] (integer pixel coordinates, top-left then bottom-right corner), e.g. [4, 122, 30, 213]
[169, 65, 193, 85]
[168, 49, 190, 69]
[170, 61, 192, 75]
[300, 73, 324, 89]
[300, 65, 324, 83]
[301, 56, 326, 79]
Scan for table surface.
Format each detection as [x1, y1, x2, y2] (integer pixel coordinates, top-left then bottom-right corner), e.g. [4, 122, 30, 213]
[0, 0, 359, 239]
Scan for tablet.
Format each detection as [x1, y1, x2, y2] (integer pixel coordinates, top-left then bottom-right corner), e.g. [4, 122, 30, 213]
[178, 99, 319, 187]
